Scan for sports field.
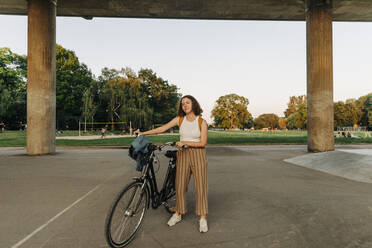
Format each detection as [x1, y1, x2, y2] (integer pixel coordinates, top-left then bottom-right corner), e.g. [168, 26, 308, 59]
[1, 130, 371, 147]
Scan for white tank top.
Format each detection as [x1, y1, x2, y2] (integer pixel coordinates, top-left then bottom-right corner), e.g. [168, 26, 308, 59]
[179, 116, 201, 142]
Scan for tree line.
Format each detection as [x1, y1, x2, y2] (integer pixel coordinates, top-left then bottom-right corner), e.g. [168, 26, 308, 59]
[211, 94, 372, 131]
[279, 94, 372, 130]
[0, 45, 180, 130]
[1, 46, 371, 131]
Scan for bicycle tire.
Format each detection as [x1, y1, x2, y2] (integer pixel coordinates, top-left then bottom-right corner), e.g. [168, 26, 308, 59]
[105, 181, 149, 248]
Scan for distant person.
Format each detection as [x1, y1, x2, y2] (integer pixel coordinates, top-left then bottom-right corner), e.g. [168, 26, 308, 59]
[101, 127, 106, 138]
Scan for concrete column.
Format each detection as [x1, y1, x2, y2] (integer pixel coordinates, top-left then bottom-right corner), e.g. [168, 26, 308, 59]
[27, 0, 56, 155]
[306, 0, 334, 152]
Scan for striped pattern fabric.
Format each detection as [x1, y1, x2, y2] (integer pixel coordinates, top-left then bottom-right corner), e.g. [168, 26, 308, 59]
[175, 148, 208, 216]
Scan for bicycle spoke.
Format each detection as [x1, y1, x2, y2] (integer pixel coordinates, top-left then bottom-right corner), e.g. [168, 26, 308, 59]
[113, 188, 138, 239]
[113, 213, 130, 241]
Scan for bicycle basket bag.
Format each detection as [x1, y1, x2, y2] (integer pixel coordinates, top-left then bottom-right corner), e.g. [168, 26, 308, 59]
[128, 145, 137, 160]
[129, 135, 152, 171]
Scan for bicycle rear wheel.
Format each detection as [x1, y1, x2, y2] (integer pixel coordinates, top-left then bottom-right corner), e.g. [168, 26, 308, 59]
[105, 181, 148, 248]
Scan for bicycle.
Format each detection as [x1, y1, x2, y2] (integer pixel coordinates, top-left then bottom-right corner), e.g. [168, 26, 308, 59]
[105, 141, 185, 248]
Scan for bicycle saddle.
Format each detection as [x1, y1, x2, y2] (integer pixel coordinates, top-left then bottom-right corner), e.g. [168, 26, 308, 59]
[165, 149, 178, 159]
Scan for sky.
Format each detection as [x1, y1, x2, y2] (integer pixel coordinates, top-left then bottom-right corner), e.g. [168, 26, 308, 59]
[0, 15, 371, 123]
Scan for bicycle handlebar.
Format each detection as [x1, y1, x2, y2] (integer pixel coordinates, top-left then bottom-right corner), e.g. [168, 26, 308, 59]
[156, 142, 189, 151]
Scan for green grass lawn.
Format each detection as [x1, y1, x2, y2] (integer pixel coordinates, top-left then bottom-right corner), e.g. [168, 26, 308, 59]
[1, 130, 372, 147]
[0, 131, 27, 146]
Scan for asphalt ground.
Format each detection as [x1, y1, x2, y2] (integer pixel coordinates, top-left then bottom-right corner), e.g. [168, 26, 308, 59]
[1, 145, 372, 248]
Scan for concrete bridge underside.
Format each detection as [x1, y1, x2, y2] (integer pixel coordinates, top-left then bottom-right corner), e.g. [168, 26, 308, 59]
[2, 0, 372, 21]
[1, 0, 371, 155]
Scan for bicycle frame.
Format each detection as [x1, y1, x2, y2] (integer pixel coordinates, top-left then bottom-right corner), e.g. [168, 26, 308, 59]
[138, 150, 176, 210]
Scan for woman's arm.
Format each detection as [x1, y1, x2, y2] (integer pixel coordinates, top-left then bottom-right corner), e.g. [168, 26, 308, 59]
[134, 117, 178, 136]
[176, 120, 208, 148]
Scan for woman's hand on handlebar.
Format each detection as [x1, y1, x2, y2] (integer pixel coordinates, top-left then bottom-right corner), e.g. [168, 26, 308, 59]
[176, 141, 186, 148]
[133, 129, 142, 136]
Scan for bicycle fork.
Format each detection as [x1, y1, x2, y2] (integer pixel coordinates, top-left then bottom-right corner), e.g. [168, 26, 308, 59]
[125, 181, 147, 217]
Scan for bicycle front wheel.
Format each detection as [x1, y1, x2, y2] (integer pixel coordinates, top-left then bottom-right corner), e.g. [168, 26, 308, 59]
[105, 181, 148, 248]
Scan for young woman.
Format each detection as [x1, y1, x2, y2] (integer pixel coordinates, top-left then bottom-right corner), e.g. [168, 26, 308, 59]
[134, 95, 209, 233]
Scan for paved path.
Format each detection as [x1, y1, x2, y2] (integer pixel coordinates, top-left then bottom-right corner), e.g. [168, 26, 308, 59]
[55, 134, 129, 140]
[55, 133, 178, 140]
[1, 145, 372, 248]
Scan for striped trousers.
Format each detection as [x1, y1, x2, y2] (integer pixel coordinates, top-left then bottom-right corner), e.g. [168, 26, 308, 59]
[176, 148, 208, 216]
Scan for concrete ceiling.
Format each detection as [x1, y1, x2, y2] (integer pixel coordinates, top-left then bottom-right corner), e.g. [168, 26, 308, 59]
[1, 0, 372, 22]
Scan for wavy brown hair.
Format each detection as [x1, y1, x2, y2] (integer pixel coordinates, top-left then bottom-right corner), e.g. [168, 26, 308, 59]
[177, 95, 203, 116]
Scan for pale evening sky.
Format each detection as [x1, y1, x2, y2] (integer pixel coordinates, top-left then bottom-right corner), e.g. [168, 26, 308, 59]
[1, 15, 371, 123]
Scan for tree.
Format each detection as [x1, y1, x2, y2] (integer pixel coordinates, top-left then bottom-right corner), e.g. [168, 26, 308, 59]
[118, 69, 153, 130]
[1, 45, 97, 130]
[56, 44, 95, 130]
[1, 46, 181, 131]
[345, 100, 362, 126]
[334, 97, 365, 129]
[284, 95, 307, 130]
[98, 67, 153, 130]
[0, 47, 27, 129]
[242, 116, 255, 130]
[360, 94, 372, 129]
[278, 118, 287, 130]
[286, 102, 307, 130]
[284, 95, 307, 118]
[286, 113, 297, 130]
[211, 94, 251, 130]
[97, 67, 182, 130]
[102, 68, 125, 128]
[139, 68, 180, 124]
[119, 84, 153, 130]
[334, 101, 347, 128]
[295, 102, 307, 129]
[81, 88, 96, 132]
[254, 114, 279, 130]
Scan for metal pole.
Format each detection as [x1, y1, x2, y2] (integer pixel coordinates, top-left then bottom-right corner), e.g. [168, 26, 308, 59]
[130, 121, 132, 136]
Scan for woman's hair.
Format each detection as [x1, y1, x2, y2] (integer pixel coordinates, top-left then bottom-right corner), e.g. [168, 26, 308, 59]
[177, 95, 203, 116]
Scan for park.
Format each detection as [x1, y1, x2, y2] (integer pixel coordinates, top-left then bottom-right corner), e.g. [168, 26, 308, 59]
[1, 0, 372, 248]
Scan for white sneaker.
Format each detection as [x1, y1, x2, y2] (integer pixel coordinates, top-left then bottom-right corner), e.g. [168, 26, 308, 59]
[167, 213, 181, 226]
[199, 218, 208, 233]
